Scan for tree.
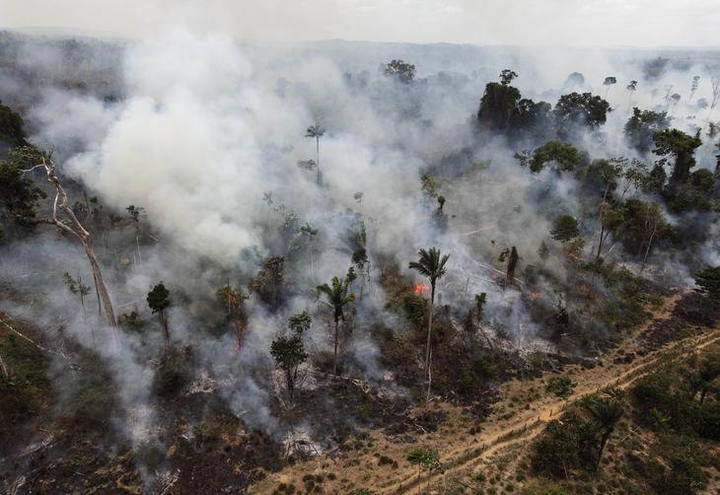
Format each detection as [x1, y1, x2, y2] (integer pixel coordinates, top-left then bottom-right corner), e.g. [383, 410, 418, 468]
[409, 247, 450, 398]
[383, 59, 416, 83]
[550, 215, 580, 242]
[270, 312, 310, 400]
[695, 266, 720, 304]
[250, 256, 285, 311]
[406, 447, 440, 491]
[477, 72, 522, 131]
[64, 272, 93, 341]
[582, 393, 624, 471]
[554, 92, 611, 129]
[602, 76, 617, 97]
[652, 128, 702, 189]
[16, 147, 117, 328]
[305, 124, 325, 185]
[595, 202, 624, 261]
[516, 140, 582, 173]
[147, 282, 171, 343]
[317, 275, 355, 375]
[624, 107, 671, 153]
[216, 283, 249, 347]
[500, 69, 518, 85]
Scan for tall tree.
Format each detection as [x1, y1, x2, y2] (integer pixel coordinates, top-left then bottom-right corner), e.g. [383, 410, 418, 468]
[624, 108, 671, 154]
[16, 147, 117, 328]
[147, 282, 171, 343]
[316, 275, 355, 375]
[305, 124, 325, 185]
[652, 128, 702, 190]
[409, 247, 450, 398]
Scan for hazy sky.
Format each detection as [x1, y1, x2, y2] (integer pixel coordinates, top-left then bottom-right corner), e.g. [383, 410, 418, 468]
[1, 0, 718, 47]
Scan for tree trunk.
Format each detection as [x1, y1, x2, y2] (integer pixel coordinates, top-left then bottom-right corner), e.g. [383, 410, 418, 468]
[160, 311, 169, 344]
[425, 285, 435, 373]
[82, 238, 117, 328]
[333, 317, 339, 376]
[315, 137, 321, 185]
[596, 434, 610, 472]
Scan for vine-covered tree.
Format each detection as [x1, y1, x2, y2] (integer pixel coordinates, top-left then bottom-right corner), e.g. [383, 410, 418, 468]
[477, 70, 522, 131]
[652, 128, 702, 190]
[147, 282, 171, 343]
[624, 108, 671, 153]
[250, 256, 285, 311]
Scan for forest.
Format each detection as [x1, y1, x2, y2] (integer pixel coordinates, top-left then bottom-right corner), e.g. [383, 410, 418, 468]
[1, 28, 720, 495]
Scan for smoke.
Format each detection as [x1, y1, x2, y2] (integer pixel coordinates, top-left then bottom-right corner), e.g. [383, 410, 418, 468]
[2, 26, 720, 477]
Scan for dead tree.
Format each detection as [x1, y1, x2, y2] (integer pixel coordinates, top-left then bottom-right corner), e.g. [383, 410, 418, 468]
[21, 148, 118, 329]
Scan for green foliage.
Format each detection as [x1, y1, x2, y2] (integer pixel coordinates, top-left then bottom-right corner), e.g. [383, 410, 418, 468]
[554, 92, 611, 128]
[153, 347, 192, 399]
[517, 141, 582, 173]
[652, 128, 702, 187]
[403, 293, 428, 324]
[406, 447, 440, 469]
[250, 256, 285, 309]
[317, 275, 356, 323]
[0, 326, 51, 433]
[521, 478, 570, 495]
[0, 101, 25, 144]
[288, 310, 311, 335]
[694, 266, 720, 303]
[0, 153, 47, 226]
[547, 375, 575, 398]
[624, 107, 671, 153]
[63, 353, 116, 429]
[500, 69, 518, 85]
[270, 332, 307, 399]
[477, 81, 522, 131]
[147, 282, 170, 313]
[384, 59, 416, 83]
[420, 173, 440, 199]
[408, 247, 450, 296]
[531, 411, 597, 477]
[550, 215, 580, 242]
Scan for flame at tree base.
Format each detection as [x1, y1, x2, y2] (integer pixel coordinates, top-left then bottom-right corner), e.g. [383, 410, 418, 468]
[413, 283, 429, 295]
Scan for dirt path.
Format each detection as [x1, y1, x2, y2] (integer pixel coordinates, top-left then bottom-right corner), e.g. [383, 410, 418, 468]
[388, 294, 719, 494]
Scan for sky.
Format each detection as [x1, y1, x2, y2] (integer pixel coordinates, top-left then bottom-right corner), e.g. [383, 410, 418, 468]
[1, 0, 719, 47]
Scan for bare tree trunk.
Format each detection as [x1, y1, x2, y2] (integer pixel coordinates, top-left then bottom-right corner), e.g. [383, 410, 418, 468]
[25, 152, 118, 331]
[333, 317, 339, 376]
[425, 285, 435, 373]
[315, 136, 321, 186]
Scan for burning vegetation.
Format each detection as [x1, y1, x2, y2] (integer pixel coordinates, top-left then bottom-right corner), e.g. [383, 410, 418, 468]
[0, 25, 720, 495]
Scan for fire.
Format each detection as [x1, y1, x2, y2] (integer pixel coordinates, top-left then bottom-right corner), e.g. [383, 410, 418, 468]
[413, 283, 429, 295]
[529, 291, 541, 299]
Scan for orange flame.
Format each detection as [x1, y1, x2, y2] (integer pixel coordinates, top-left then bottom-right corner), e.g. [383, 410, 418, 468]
[413, 283, 429, 295]
[529, 291, 541, 299]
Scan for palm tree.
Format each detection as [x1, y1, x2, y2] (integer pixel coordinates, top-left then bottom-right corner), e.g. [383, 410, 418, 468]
[305, 124, 325, 185]
[409, 247, 450, 396]
[583, 393, 624, 472]
[317, 275, 355, 375]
